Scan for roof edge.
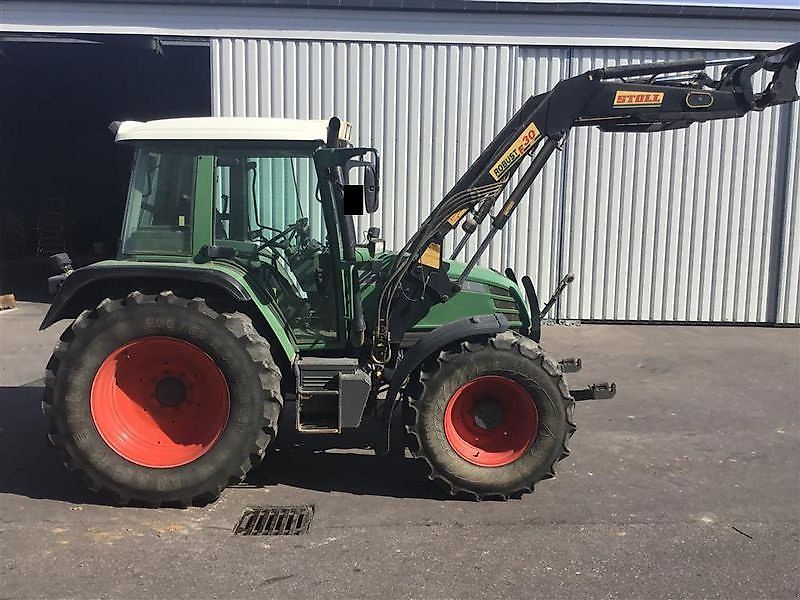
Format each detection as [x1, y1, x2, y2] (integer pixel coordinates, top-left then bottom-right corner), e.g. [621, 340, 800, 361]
[113, 117, 353, 143]
[18, 0, 800, 22]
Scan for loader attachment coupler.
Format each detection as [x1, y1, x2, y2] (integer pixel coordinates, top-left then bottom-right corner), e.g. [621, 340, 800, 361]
[590, 42, 800, 107]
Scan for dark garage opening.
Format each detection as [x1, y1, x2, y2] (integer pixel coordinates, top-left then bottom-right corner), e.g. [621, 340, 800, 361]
[0, 37, 210, 300]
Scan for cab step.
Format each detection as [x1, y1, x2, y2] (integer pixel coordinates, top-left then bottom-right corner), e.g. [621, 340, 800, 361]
[295, 358, 371, 433]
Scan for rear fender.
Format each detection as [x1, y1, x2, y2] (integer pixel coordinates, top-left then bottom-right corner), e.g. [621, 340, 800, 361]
[41, 261, 297, 365]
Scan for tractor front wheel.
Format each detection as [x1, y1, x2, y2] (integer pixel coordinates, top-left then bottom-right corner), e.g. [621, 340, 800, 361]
[406, 330, 575, 500]
[43, 291, 282, 507]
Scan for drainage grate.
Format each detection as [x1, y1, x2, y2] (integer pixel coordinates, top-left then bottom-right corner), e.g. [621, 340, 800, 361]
[233, 505, 314, 536]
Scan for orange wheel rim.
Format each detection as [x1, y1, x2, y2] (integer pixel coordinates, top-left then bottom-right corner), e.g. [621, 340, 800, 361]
[90, 337, 230, 468]
[443, 375, 538, 467]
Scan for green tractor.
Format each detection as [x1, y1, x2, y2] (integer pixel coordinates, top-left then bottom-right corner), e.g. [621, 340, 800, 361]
[41, 44, 799, 505]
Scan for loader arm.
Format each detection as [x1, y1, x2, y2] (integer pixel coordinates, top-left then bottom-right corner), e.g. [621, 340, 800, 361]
[370, 42, 800, 364]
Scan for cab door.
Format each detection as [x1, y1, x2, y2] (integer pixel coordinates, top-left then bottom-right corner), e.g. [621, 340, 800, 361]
[211, 146, 347, 350]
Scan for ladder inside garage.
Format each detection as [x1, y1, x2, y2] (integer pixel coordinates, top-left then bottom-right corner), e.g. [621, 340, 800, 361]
[36, 197, 66, 257]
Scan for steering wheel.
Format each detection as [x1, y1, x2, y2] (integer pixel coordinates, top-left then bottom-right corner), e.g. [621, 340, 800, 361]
[252, 218, 310, 252]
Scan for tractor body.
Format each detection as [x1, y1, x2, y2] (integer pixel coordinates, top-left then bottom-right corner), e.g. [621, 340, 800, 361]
[42, 118, 534, 437]
[40, 43, 799, 506]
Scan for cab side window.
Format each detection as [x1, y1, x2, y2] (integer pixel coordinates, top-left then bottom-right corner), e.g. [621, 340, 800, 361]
[121, 149, 196, 256]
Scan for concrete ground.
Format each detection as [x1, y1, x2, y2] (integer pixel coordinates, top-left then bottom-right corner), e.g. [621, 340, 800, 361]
[1, 301, 798, 599]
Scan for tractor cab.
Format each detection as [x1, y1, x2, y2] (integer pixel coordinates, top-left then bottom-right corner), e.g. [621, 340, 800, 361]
[110, 117, 526, 354]
[113, 117, 378, 350]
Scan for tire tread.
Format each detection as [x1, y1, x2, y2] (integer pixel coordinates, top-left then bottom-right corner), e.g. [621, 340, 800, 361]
[42, 291, 282, 508]
[405, 330, 576, 501]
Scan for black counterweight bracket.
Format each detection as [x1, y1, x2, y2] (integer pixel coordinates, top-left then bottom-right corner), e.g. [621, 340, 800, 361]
[572, 382, 617, 401]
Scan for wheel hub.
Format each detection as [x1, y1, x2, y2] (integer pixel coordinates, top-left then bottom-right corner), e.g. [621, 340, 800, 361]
[472, 399, 504, 430]
[155, 376, 187, 407]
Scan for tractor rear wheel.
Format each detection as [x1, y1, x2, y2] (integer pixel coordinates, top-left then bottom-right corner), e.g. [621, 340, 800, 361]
[405, 330, 575, 500]
[43, 291, 282, 507]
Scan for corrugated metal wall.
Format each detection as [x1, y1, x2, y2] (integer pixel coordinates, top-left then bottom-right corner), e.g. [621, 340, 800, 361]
[776, 103, 800, 324]
[560, 48, 787, 322]
[211, 38, 800, 324]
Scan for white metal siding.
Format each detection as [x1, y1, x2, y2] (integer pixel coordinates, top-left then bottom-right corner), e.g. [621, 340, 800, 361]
[211, 39, 568, 302]
[559, 48, 787, 322]
[504, 48, 569, 306]
[776, 103, 800, 324]
[212, 38, 799, 324]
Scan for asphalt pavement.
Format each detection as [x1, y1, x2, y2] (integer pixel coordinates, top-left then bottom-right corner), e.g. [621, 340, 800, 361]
[1, 301, 798, 599]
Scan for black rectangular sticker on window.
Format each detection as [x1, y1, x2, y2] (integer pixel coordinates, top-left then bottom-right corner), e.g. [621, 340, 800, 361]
[343, 185, 364, 216]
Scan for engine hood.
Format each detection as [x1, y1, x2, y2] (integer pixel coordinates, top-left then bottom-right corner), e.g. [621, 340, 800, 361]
[358, 250, 530, 337]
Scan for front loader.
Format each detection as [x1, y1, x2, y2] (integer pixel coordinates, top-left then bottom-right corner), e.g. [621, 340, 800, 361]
[40, 43, 799, 506]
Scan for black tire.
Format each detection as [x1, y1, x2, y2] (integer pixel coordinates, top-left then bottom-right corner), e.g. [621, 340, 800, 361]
[405, 330, 575, 500]
[42, 291, 283, 507]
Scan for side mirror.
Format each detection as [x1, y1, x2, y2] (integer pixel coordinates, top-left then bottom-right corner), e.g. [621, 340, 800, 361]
[345, 159, 379, 214]
[315, 146, 381, 214]
[345, 150, 380, 214]
[363, 164, 378, 213]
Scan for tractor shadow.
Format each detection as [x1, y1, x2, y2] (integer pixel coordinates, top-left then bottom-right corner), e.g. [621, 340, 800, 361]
[0, 384, 98, 505]
[0, 386, 455, 504]
[247, 411, 456, 501]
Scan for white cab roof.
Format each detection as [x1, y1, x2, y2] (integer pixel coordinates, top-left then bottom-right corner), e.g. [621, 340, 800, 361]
[114, 117, 352, 143]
